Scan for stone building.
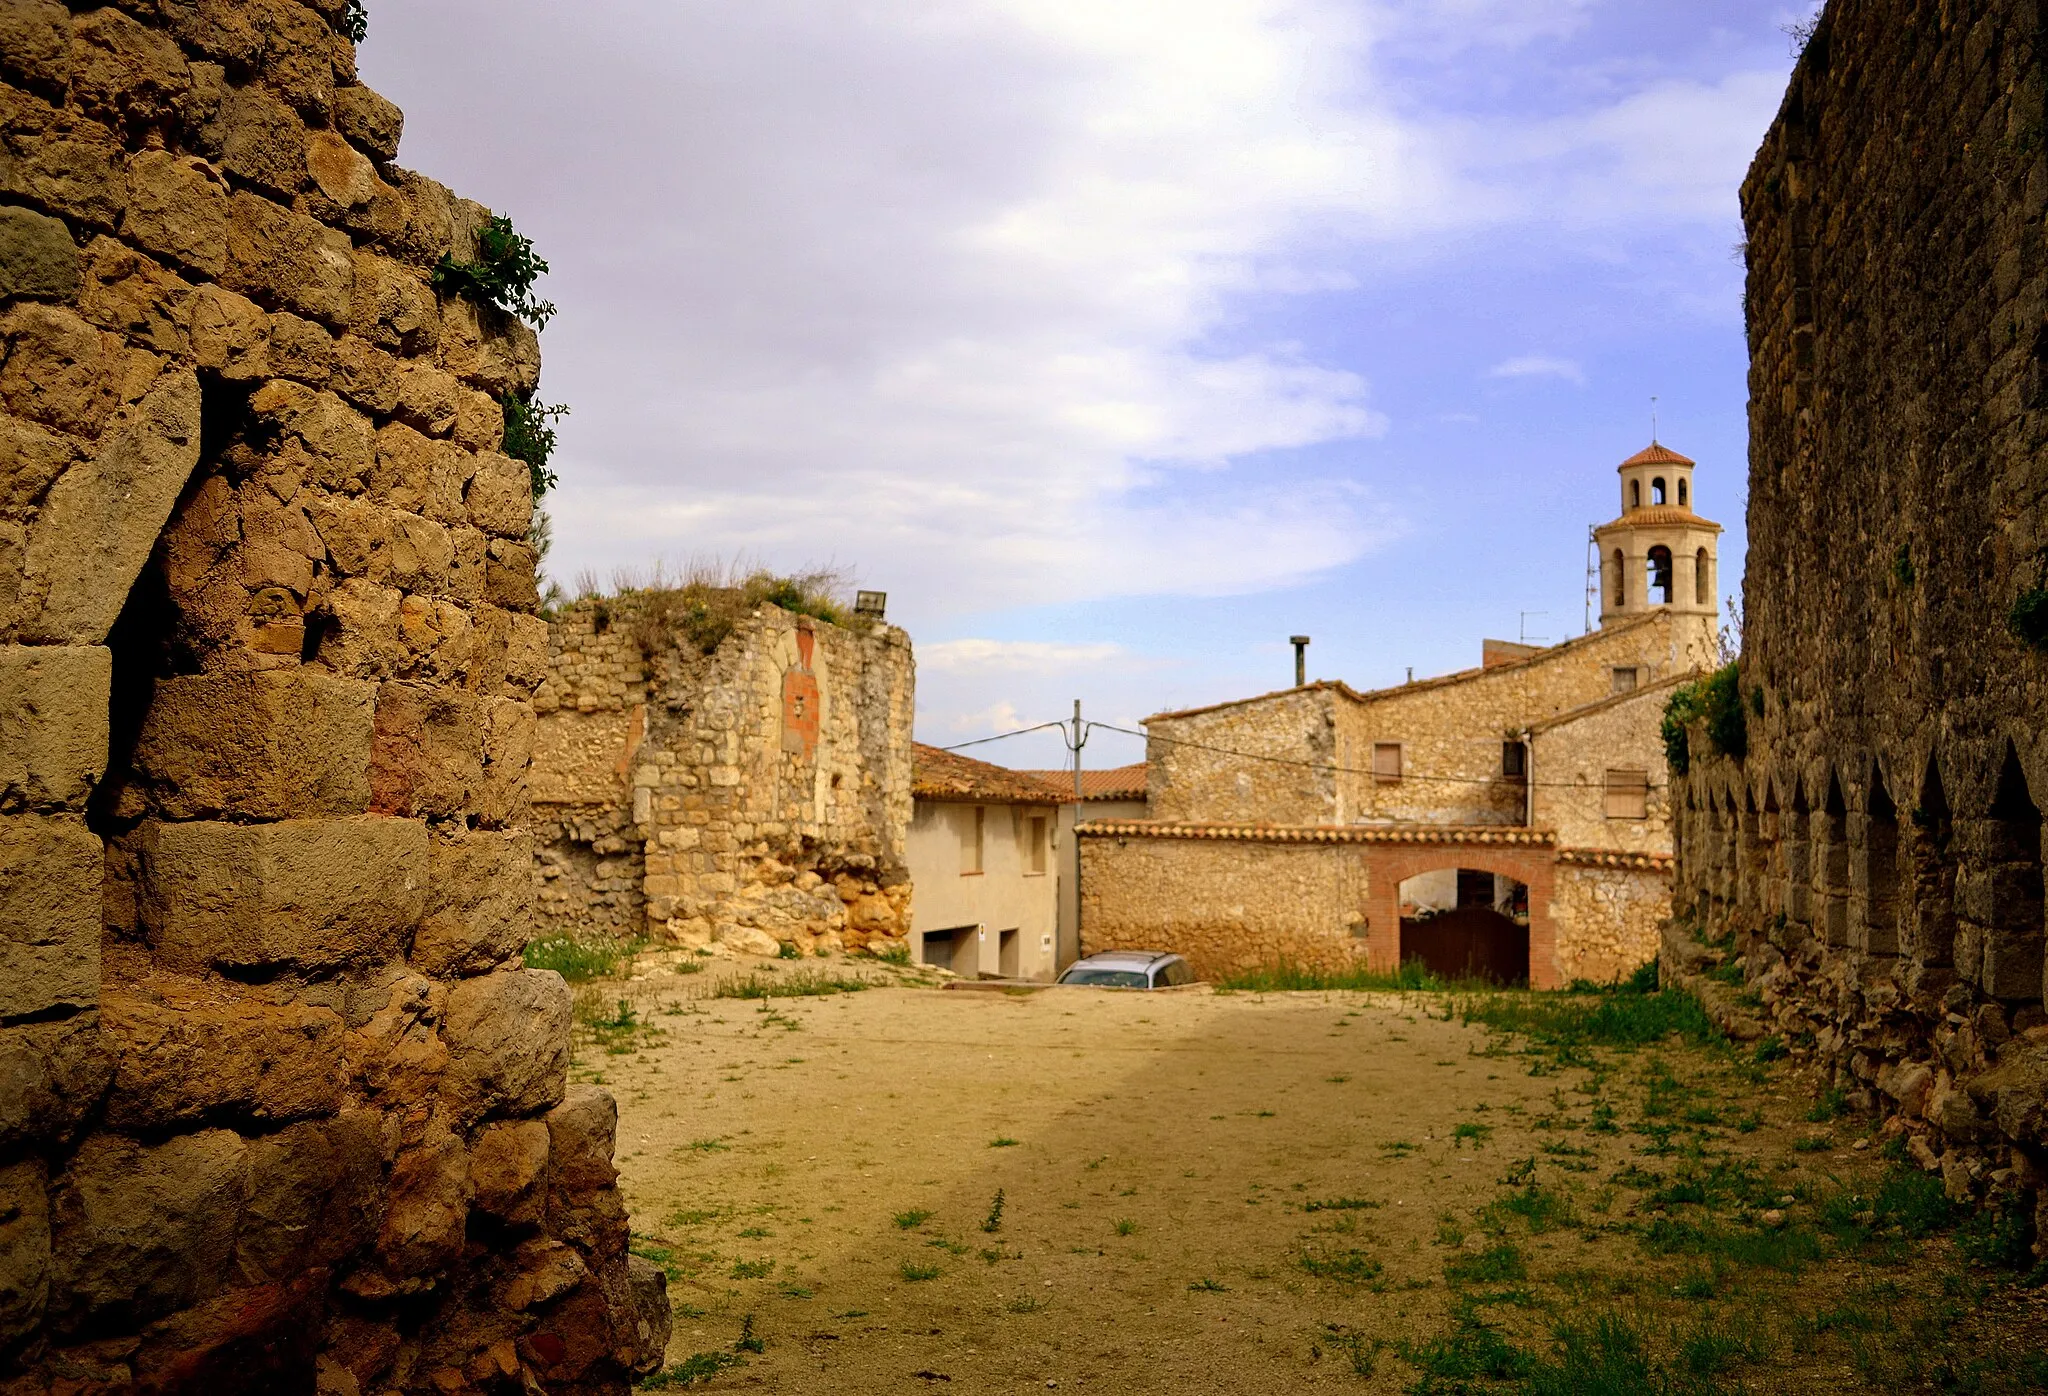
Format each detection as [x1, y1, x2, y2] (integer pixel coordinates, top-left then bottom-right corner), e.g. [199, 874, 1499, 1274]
[1670, 0, 2048, 1239]
[1082, 447, 1721, 986]
[0, 5, 665, 1390]
[530, 593, 915, 958]
[908, 745, 1069, 979]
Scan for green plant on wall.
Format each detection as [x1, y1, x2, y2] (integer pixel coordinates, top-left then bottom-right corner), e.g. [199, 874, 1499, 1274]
[1892, 543, 1915, 589]
[502, 392, 568, 499]
[2011, 587, 2048, 651]
[432, 215, 558, 330]
[342, 1, 368, 43]
[1662, 662, 1748, 774]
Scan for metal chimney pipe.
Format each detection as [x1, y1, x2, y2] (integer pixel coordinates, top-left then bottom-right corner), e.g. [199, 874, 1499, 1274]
[1290, 636, 1311, 687]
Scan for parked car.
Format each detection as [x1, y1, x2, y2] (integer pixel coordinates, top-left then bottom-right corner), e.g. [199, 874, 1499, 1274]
[1055, 951, 1196, 989]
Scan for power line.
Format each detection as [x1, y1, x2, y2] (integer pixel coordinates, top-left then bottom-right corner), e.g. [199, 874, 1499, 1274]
[937, 722, 1068, 752]
[1084, 721, 1668, 794]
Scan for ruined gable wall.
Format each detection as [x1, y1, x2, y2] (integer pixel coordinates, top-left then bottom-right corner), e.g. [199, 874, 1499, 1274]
[0, 5, 662, 1389]
[1675, 0, 2048, 1239]
[531, 596, 915, 955]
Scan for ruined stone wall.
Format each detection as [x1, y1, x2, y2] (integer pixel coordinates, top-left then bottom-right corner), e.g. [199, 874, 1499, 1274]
[1078, 833, 1370, 980]
[531, 596, 914, 956]
[0, 5, 661, 1390]
[1673, 0, 2048, 1246]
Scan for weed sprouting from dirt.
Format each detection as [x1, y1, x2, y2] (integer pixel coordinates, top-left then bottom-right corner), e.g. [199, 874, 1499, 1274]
[1216, 960, 1460, 992]
[716, 970, 875, 1000]
[1295, 1244, 1384, 1285]
[981, 1190, 1006, 1234]
[525, 933, 642, 981]
[1112, 1217, 1138, 1237]
[1303, 1196, 1381, 1214]
[1188, 1276, 1230, 1293]
[893, 1208, 933, 1231]
[900, 1260, 941, 1282]
[1461, 986, 1718, 1051]
[989, 1136, 1021, 1149]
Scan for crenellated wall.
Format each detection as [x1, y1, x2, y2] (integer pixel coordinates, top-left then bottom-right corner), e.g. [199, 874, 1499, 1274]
[1674, 0, 2048, 1255]
[0, 4, 662, 1390]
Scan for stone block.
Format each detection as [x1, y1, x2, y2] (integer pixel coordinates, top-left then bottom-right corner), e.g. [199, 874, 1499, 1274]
[442, 969, 570, 1123]
[305, 127, 380, 211]
[187, 281, 270, 379]
[0, 414, 79, 514]
[66, 7, 195, 140]
[0, 1158, 48, 1348]
[371, 422, 471, 525]
[130, 669, 374, 819]
[47, 1128, 246, 1335]
[0, 203, 79, 302]
[208, 80, 306, 199]
[18, 368, 202, 644]
[0, 302, 129, 439]
[353, 168, 454, 272]
[250, 379, 375, 489]
[623, 1255, 673, 1378]
[330, 333, 401, 413]
[373, 1112, 468, 1281]
[485, 537, 538, 610]
[250, 0, 336, 123]
[545, 1085, 618, 1194]
[120, 148, 229, 278]
[265, 311, 335, 384]
[370, 681, 481, 818]
[139, 815, 428, 973]
[334, 82, 403, 163]
[0, 1, 69, 95]
[0, 813, 99, 1021]
[347, 249, 437, 353]
[0, 644, 109, 810]
[413, 828, 534, 977]
[464, 454, 531, 539]
[76, 236, 193, 357]
[224, 189, 354, 328]
[0, 1012, 111, 1153]
[102, 990, 345, 1129]
[0, 84, 126, 230]
[469, 1119, 549, 1226]
[235, 1112, 382, 1285]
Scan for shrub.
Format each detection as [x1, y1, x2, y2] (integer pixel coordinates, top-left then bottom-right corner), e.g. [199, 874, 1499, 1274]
[433, 214, 557, 329]
[341, 1, 368, 43]
[502, 392, 568, 499]
[1663, 661, 1747, 775]
[2011, 587, 2048, 651]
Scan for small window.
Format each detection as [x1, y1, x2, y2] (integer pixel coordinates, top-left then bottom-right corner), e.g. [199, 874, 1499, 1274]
[961, 806, 985, 874]
[1612, 549, 1626, 607]
[1695, 547, 1711, 606]
[1372, 743, 1403, 784]
[1605, 769, 1650, 820]
[1611, 667, 1639, 694]
[1503, 741, 1527, 779]
[1652, 477, 1668, 505]
[1027, 815, 1048, 875]
[1630, 479, 1641, 509]
[1678, 478, 1689, 507]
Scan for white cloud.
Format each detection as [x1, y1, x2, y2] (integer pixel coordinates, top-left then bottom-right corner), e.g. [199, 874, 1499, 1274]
[921, 640, 1131, 675]
[1488, 355, 1586, 385]
[941, 702, 1027, 737]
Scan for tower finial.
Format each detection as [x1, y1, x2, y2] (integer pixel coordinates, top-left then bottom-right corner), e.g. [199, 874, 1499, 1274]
[1651, 395, 1659, 443]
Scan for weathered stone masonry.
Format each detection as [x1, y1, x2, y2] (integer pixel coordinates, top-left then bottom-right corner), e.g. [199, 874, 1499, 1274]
[531, 594, 914, 957]
[1, 4, 661, 1391]
[1674, 0, 2048, 1250]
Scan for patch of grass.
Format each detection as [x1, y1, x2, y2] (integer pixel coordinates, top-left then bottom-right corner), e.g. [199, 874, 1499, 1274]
[1007, 1295, 1049, 1313]
[1214, 959, 1457, 992]
[685, 1137, 730, 1154]
[1485, 1181, 1577, 1234]
[875, 939, 912, 965]
[1805, 1086, 1849, 1122]
[641, 1351, 745, 1388]
[892, 1209, 933, 1231]
[729, 1258, 773, 1280]
[1445, 1241, 1527, 1287]
[989, 1136, 1021, 1149]
[1304, 1196, 1382, 1214]
[1400, 1306, 1529, 1388]
[1295, 1245, 1384, 1285]
[524, 934, 639, 982]
[735, 1314, 765, 1354]
[1793, 1135, 1831, 1153]
[900, 1260, 941, 1282]
[1188, 1277, 1230, 1293]
[1464, 986, 1719, 1050]
[1753, 1034, 1788, 1063]
[1959, 1191, 2039, 1270]
[668, 1207, 719, 1226]
[716, 970, 874, 1000]
[981, 1189, 1006, 1234]
[1452, 1122, 1493, 1148]
[1640, 1216, 1823, 1272]
[1113, 1217, 1138, 1237]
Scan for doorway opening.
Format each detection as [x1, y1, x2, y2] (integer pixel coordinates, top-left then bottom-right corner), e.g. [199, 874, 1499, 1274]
[1397, 869, 1530, 985]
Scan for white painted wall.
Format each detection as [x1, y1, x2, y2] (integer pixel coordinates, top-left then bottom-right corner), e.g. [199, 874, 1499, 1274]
[908, 799, 1061, 980]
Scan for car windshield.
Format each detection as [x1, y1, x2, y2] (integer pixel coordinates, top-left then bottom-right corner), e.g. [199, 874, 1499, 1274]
[1059, 968, 1151, 988]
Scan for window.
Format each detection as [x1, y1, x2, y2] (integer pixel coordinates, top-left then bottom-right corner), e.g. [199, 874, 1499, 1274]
[1502, 741, 1527, 779]
[1373, 743, 1403, 784]
[1695, 548, 1711, 606]
[1678, 478, 1689, 508]
[1648, 545, 1674, 604]
[1612, 549, 1627, 607]
[1630, 479, 1641, 509]
[1604, 769, 1650, 820]
[1652, 477, 1668, 505]
[1027, 815, 1048, 875]
[960, 806, 985, 874]
[1611, 666, 1639, 694]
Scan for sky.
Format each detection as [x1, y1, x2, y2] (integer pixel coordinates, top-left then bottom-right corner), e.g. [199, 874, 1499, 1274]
[358, 0, 1812, 770]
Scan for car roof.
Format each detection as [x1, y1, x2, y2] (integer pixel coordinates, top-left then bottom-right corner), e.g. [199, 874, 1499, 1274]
[1071, 951, 1179, 968]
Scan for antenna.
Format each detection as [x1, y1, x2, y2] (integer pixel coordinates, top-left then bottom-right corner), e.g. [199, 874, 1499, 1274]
[1585, 525, 1599, 634]
[1651, 395, 1660, 442]
[1519, 611, 1549, 646]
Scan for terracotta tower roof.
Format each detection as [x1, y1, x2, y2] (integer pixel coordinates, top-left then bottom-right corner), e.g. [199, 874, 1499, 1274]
[1618, 441, 1696, 469]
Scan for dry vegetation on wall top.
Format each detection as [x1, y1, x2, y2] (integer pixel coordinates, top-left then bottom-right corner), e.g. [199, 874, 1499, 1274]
[562, 564, 867, 656]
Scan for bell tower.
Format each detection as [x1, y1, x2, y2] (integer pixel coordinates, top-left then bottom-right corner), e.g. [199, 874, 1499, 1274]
[1593, 442, 1723, 629]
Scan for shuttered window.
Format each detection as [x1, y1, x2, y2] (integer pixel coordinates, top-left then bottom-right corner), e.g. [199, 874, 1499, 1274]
[1373, 743, 1403, 784]
[1605, 769, 1650, 820]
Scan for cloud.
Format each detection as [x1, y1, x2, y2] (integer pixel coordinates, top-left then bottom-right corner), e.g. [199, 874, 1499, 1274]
[921, 640, 1132, 675]
[1487, 355, 1586, 385]
[940, 702, 1028, 737]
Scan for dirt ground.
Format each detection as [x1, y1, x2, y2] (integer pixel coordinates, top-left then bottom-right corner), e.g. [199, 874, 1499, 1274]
[578, 958, 2048, 1394]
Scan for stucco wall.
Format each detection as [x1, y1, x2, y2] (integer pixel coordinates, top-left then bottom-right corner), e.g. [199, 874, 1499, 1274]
[532, 597, 915, 955]
[908, 799, 1061, 980]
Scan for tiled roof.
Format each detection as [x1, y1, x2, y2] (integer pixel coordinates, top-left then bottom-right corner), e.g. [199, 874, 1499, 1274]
[1597, 505, 1722, 530]
[1556, 847, 1675, 873]
[1619, 442, 1696, 468]
[912, 744, 1074, 804]
[1016, 764, 1148, 801]
[1077, 821, 1557, 848]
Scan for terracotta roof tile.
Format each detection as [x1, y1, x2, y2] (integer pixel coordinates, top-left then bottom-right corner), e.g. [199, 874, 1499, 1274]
[1016, 764, 1148, 801]
[1076, 820, 1557, 848]
[912, 744, 1074, 804]
[1597, 505, 1722, 530]
[1619, 441, 1696, 468]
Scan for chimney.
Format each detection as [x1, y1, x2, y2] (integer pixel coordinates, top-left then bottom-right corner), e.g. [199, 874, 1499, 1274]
[1291, 636, 1311, 688]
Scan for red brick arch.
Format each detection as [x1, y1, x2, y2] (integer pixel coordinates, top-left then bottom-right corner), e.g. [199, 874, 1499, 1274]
[1361, 845, 1560, 988]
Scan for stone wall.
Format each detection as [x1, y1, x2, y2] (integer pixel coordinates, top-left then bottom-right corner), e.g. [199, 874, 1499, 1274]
[531, 595, 915, 956]
[0, 5, 660, 1390]
[1673, 0, 2048, 1248]
[1552, 856, 1670, 985]
[1529, 677, 1684, 853]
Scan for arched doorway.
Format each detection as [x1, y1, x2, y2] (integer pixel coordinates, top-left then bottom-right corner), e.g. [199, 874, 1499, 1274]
[1397, 868, 1530, 985]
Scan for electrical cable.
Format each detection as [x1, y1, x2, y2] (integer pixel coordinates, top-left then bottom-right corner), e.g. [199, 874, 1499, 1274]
[936, 722, 1069, 752]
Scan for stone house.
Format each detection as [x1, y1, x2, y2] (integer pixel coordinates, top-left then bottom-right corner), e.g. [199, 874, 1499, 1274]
[530, 593, 916, 957]
[0, 5, 659, 1388]
[909, 744, 1070, 979]
[1082, 446, 1723, 987]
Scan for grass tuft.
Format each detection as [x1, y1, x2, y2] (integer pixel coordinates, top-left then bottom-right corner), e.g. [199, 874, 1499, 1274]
[715, 970, 875, 1000]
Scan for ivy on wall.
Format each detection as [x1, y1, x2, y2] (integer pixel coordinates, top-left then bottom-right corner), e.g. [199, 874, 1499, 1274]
[1662, 662, 1748, 775]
